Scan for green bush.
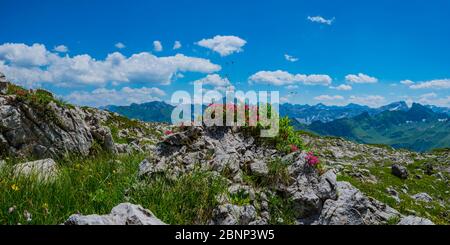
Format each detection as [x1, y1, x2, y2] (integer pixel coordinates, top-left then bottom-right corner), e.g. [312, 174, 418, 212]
[269, 117, 304, 154]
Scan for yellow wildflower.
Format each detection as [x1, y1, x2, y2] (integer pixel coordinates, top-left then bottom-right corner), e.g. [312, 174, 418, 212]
[11, 184, 20, 191]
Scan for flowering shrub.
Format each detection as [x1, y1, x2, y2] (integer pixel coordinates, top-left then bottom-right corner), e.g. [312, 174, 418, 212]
[270, 117, 304, 154]
[205, 103, 262, 126]
[290, 144, 299, 153]
[306, 151, 320, 167]
[164, 130, 173, 135]
[204, 104, 304, 154]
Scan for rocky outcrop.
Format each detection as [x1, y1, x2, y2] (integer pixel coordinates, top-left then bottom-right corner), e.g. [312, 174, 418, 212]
[138, 125, 424, 225]
[0, 74, 168, 158]
[316, 182, 400, 225]
[64, 203, 166, 225]
[0, 91, 111, 158]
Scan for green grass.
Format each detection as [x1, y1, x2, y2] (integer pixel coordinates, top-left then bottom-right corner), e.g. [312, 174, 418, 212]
[243, 158, 292, 188]
[104, 113, 163, 145]
[337, 160, 449, 224]
[128, 170, 227, 224]
[7, 85, 74, 110]
[431, 148, 450, 154]
[267, 194, 296, 225]
[0, 153, 229, 225]
[0, 153, 145, 225]
[229, 189, 252, 206]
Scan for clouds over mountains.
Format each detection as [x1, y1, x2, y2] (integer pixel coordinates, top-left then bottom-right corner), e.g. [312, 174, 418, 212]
[66, 87, 166, 107]
[0, 43, 221, 87]
[249, 70, 332, 86]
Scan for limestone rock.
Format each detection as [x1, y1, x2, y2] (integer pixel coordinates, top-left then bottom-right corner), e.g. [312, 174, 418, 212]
[138, 159, 168, 178]
[317, 182, 400, 225]
[211, 204, 257, 225]
[397, 215, 434, 225]
[391, 164, 409, 179]
[249, 160, 269, 176]
[13, 158, 58, 181]
[64, 203, 166, 225]
[411, 193, 433, 203]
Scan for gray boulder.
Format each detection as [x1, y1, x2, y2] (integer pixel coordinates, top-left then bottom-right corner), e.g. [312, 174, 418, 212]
[391, 164, 409, 179]
[163, 127, 203, 146]
[411, 193, 433, 203]
[317, 182, 400, 225]
[64, 203, 166, 225]
[249, 160, 269, 176]
[138, 158, 168, 178]
[397, 215, 434, 225]
[210, 204, 257, 225]
[285, 167, 337, 219]
[0, 73, 8, 94]
[90, 126, 117, 154]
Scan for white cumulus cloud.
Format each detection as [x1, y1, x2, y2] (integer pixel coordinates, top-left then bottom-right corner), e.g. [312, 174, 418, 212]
[345, 73, 378, 84]
[400, 80, 414, 85]
[153, 41, 163, 52]
[249, 70, 332, 86]
[193, 74, 234, 93]
[285, 85, 299, 90]
[53, 45, 69, 53]
[0, 43, 221, 87]
[348, 95, 386, 108]
[0, 43, 53, 66]
[115, 42, 126, 49]
[284, 54, 299, 62]
[417, 93, 450, 107]
[314, 95, 344, 101]
[194, 74, 231, 87]
[173, 41, 182, 50]
[65, 86, 166, 107]
[196, 35, 247, 56]
[331, 84, 352, 91]
[307, 16, 334, 25]
[409, 79, 450, 89]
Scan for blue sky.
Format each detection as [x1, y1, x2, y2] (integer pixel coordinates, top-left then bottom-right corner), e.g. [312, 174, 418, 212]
[0, 0, 449, 107]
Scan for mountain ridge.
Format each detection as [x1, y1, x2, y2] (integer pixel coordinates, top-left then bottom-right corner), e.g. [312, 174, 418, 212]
[299, 103, 450, 152]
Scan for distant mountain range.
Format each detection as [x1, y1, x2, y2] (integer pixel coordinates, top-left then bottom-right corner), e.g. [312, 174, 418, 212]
[295, 103, 450, 152]
[102, 101, 450, 152]
[280, 101, 411, 125]
[101, 101, 174, 123]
